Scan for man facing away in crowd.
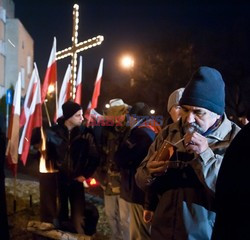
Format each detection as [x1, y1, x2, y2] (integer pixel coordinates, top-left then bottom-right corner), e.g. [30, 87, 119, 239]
[46, 101, 99, 236]
[95, 98, 130, 240]
[115, 102, 161, 240]
[135, 66, 241, 240]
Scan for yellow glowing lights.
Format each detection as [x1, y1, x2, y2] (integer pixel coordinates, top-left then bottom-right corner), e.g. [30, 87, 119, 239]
[56, 4, 104, 98]
[150, 109, 155, 115]
[121, 55, 134, 69]
[48, 84, 55, 95]
[56, 36, 104, 60]
[73, 4, 79, 10]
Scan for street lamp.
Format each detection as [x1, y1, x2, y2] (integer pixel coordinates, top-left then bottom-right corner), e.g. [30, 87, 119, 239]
[48, 84, 55, 96]
[150, 109, 155, 115]
[120, 55, 135, 87]
[44, 83, 56, 127]
[120, 55, 134, 69]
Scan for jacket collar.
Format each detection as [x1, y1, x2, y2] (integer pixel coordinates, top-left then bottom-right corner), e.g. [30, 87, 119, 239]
[205, 114, 234, 141]
[169, 114, 236, 142]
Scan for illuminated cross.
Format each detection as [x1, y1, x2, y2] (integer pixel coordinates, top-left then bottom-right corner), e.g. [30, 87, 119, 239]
[56, 4, 104, 99]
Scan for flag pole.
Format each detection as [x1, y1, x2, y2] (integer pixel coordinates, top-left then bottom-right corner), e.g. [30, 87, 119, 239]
[55, 81, 58, 121]
[86, 108, 92, 127]
[13, 176, 17, 213]
[43, 101, 51, 127]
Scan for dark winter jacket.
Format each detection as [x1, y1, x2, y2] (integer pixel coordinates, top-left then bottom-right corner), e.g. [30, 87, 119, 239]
[46, 122, 99, 182]
[212, 122, 250, 240]
[95, 126, 128, 195]
[115, 120, 158, 204]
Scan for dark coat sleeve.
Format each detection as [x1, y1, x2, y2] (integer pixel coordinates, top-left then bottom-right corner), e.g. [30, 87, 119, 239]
[46, 129, 61, 170]
[212, 123, 250, 240]
[80, 130, 100, 179]
[144, 189, 159, 211]
[115, 127, 155, 169]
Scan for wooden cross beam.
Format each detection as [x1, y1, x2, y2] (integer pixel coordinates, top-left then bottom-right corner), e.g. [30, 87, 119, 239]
[56, 4, 104, 99]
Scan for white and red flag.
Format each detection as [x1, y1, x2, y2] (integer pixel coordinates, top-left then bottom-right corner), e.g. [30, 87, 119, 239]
[20, 66, 38, 127]
[74, 56, 83, 105]
[56, 64, 71, 120]
[18, 64, 42, 165]
[84, 101, 92, 120]
[84, 59, 104, 125]
[90, 58, 103, 109]
[84, 101, 103, 120]
[41, 37, 57, 103]
[5, 72, 22, 176]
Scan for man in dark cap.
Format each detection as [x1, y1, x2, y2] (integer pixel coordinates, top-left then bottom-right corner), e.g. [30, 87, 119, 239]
[46, 100, 99, 236]
[136, 66, 241, 239]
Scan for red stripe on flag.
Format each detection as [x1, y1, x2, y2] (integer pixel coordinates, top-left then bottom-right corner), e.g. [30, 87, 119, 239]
[90, 58, 103, 109]
[75, 83, 82, 105]
[6, 74, 21, 176]
[41, 61, 57, 103]
[20, 103, 42, 165]
[41, 38, 57, 103]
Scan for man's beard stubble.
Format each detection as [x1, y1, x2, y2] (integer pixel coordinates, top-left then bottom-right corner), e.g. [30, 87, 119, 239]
[183, 122, 205, 135]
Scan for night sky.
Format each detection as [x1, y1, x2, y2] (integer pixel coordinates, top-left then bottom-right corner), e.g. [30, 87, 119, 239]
[12, 1, 249, 72]
[12, 0, 250, 109]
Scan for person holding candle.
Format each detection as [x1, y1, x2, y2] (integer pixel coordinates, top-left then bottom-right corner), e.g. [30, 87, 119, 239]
[46, 100, 99, 236]
[136, 66, 240, 240]
[143, 87, 185, 225]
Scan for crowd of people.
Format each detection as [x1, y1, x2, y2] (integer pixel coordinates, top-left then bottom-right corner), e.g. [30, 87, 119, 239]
[1, 65, 250, 240]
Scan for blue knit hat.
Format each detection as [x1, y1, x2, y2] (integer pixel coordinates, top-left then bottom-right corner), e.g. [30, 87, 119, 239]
[180, 66, 225, 115]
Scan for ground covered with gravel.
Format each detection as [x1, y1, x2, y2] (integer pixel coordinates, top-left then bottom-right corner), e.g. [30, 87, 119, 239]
[5, 177, 111, 240]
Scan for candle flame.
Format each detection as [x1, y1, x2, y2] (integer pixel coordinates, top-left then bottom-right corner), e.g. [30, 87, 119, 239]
[39, 154, 57, 173]
[39, 127, 58, 173]
[39, 154, 47, 173]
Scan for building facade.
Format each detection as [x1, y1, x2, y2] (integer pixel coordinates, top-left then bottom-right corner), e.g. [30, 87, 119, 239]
[0, 0, 33, 98]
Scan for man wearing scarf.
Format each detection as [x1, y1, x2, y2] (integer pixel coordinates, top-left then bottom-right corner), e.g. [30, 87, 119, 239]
[136, 66, 240, 240]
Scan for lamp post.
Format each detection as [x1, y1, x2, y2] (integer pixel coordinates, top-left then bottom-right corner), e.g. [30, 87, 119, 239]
[44, 83, 56, 127]
[120, 55, 135, 87]
[47, 84, 55, 97]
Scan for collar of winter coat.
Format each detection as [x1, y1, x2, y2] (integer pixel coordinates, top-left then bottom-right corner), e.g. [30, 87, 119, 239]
[201, 113, 239, 141]
[169, 113, 239, 142]
[51, 121, 86, 142]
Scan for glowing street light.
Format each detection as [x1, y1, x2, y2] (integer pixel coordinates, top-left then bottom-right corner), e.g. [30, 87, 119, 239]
[48, 84, 55, 95]
[150, 109, 155, 115]
[120, 54, 135, 87]
[105, 103, 110, 108]
[120, 55, 134, 69]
